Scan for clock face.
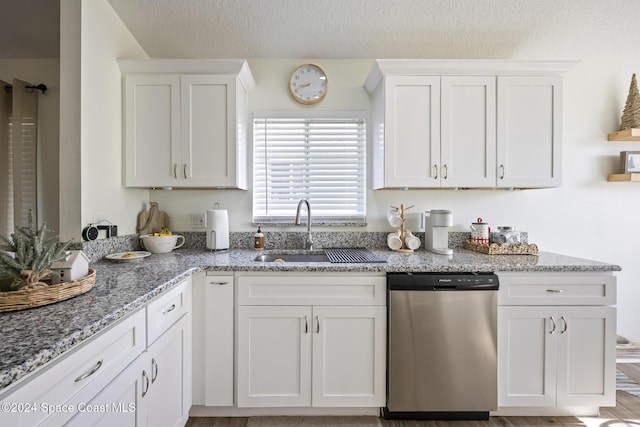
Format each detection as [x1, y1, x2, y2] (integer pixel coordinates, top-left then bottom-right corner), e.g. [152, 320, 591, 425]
[289, 64, 327, 105]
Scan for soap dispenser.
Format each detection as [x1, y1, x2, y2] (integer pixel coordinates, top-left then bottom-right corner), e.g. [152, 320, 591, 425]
[254, 226, 264, 250]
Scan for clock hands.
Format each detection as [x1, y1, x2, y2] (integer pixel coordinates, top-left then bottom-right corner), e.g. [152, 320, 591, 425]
[298, 82, 311, 88]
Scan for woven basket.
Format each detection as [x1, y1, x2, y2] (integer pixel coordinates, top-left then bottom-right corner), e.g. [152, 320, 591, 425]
[464, 240, 539, 255]
[0, 269, 96, 313]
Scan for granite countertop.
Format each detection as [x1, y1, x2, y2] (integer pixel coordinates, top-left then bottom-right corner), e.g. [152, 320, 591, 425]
[0, 247, 621, 393]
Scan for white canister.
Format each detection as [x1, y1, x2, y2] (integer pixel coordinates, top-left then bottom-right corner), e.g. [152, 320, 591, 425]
[206, 209, 229, 250]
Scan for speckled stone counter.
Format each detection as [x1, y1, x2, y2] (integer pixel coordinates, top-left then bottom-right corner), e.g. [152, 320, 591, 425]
[0, 246, 621, 393]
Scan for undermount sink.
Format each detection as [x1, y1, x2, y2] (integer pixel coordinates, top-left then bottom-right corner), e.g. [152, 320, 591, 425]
[254, 253, 330, 263]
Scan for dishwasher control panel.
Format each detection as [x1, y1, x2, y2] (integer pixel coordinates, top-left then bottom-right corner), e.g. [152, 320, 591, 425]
[387, 272, 499, 291]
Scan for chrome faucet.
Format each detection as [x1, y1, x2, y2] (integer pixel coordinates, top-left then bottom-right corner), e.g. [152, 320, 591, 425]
[295, 199, 313, 250]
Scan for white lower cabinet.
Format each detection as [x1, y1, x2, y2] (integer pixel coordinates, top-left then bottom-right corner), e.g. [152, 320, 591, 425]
[0, 279, 192, 427]
[497, 273, 617, 412]
[235, 273, 387, 408]
[191, 272, 234, 407]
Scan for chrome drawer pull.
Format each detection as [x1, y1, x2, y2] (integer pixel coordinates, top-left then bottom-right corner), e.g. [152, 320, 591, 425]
[433, 164, 438, 179]
[443, 164, 448, 179]
[304, 316, 308, 334]
[315, 316, 320, 334]
[163, 303, 176, 315]
[173, 163, 177, 179]
[142, 370, 150, 397]
[499, 164, 505, 179]
[560, 316, 568, 334]
[74, 359, 103, 382]
[549, 316, 556, 334]
[546, 289, 565, 293]
[209, 281, 229, 285]
[183, 164, 187, 179]
[151, 358, 158, 383]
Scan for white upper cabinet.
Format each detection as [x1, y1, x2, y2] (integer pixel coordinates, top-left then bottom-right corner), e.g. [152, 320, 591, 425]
[497, 76, 562, 188]
[119, 60, 255, 189]
[364, 59, 574, 189]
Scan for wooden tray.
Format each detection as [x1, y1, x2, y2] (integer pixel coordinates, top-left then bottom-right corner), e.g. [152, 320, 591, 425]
[464, 240, 539, 255]
[0, 269, 96, 313]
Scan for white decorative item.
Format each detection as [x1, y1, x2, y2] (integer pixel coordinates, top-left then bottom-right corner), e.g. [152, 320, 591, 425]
[387, 231, 403, 250]
[50, 250, 90, 284]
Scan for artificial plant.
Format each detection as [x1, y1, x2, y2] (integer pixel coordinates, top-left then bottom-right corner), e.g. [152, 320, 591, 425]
[0, 211, 70, 291]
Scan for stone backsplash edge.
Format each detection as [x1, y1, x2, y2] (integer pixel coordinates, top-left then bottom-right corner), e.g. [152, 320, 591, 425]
[73, 231, 472, 262]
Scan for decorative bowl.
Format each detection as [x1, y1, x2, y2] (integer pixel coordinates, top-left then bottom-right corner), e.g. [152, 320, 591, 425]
[139, 234, 185, 253]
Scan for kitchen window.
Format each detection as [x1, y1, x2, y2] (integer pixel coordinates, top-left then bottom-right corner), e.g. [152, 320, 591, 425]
[252, 112, 366, 224]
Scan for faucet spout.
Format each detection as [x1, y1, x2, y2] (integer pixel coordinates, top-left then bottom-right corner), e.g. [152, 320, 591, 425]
[295, 199, 313, 250]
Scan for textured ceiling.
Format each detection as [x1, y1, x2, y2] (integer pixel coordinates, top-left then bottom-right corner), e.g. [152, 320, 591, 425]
[105, 0, 640, 59]
[2, 0, 640, 59]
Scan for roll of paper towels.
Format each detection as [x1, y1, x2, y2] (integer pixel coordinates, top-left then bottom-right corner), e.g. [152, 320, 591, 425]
[206, 209, 229, 250]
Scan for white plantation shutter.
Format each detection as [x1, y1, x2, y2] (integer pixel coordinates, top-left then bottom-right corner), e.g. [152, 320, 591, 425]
[253, 113, 366, 222]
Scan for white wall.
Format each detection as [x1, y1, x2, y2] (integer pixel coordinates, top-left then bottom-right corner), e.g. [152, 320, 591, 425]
[60, 0, 148, 240]
[0, 59, 60, 233]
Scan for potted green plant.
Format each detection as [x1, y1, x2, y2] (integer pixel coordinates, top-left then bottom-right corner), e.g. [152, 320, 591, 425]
[0, 211, 71, 292]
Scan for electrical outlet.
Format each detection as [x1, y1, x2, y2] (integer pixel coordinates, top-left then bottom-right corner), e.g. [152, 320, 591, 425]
[191, 213, 206, 229]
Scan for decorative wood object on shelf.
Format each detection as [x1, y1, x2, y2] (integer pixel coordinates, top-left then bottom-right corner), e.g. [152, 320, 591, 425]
[607, 173, 640, 182]
[608, 128, 640, 141]
[464, 240, 539, 255]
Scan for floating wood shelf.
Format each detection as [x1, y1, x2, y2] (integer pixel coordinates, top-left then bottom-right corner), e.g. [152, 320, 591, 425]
[608, 128, 640, 141]
[607, 173, 640, 182]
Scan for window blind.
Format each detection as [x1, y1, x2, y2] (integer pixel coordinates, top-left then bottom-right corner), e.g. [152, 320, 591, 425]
[253, 114, 366, 223]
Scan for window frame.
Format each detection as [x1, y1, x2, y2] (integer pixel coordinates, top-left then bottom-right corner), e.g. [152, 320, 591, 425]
[252, 111, 367, 226]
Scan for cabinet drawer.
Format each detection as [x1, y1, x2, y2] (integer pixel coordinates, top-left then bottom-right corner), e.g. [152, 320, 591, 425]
[147, 278, 192, 345]
[236, 273, 386, 306]
[497, 273, 616, 306]
[1, 309, 146, 427]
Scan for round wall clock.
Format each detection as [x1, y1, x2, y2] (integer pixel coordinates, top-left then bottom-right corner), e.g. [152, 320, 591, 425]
[289, 64, 328, 105]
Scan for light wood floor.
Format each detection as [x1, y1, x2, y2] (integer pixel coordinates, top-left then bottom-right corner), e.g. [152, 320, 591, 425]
[187, 364, 640, 427]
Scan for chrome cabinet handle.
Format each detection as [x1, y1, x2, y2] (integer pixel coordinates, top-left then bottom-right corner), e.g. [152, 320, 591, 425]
[173, 163, 177, 179]
[560, 316, 568, 334]
[499, 164, 505, 179]
[315, 316, 320, 334]
[74, 359, 103, 383]
[443, 164, 448, 179]
[142, 370, 150, 397]
[549, 316, 556, 334]
[433, 164, 438, 179]
[304, 316, 308, 334]
[163, 304, 176, 315]
[151, 358, 158, 383]
[183, 164, 187, 179]
[209, 281, 229, 285]
[546, 289, 565, 293]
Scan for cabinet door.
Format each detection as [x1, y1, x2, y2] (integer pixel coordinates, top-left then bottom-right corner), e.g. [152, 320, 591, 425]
[236, 306, 312, 407]
[381, 76, 441, 188]
[63, 355, 148, 427]
[498, 306, 557, 407]
[204, 274, 234, 406]
[497, 76, 562, 188]
[124, 74, 180, 187]
[146, 313, 192, 427]
[556, 306, 616, 407]
[181, 74, 239, 187]
[312, 306, 386, 407]
[441, 76, 496, 188]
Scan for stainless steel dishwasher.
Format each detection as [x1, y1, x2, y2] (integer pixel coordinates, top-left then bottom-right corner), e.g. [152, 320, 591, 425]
[384, 272, 499, 420]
